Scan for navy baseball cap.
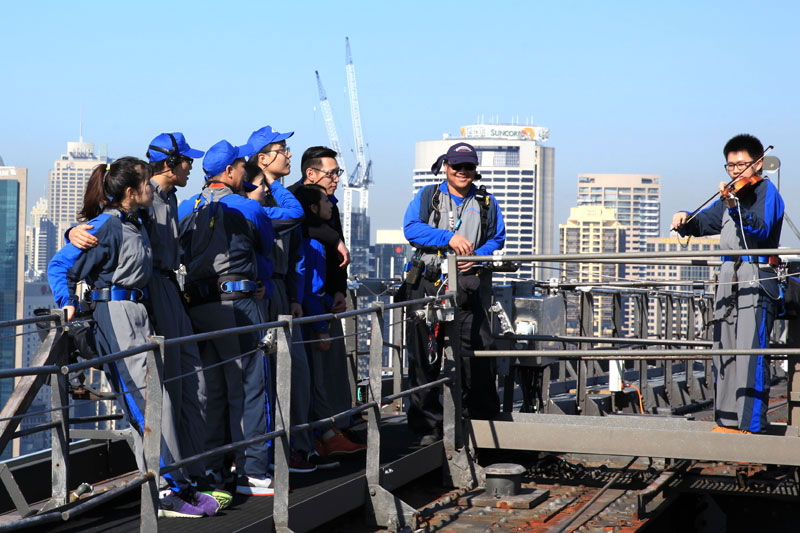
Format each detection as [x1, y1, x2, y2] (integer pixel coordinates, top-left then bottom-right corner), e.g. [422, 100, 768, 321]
[203, 140, 256, 179]
[247, 125, 294, 153]
[147, 132, 204, 163]
[431, 142, 480, 176]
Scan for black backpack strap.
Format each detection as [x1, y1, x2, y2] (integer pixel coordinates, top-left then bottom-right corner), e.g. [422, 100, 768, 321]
[418, 184, 442, 228]
[473, 185, 494, 244]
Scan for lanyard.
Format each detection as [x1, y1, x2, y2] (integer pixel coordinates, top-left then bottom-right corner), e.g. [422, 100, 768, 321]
[447, 192, 471, 231]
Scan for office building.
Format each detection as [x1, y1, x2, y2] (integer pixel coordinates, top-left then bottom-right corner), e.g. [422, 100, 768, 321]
[25, 197, 56, 280]
[413, 123, 555, 280]
[0, 166, 26, 458]
[47, 139, 110, 249]
[559, 205, 625, 335]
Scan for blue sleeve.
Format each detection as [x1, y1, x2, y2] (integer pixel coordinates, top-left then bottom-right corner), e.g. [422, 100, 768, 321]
[263, 181, 304, 235]
[295, 233, 306, 304]
[475, 195, 506, 256]
[728, 181, 784, 242]
[47, 217, 115, 308]
[678, 200, 725, 237]
[403, 188, 453, 248]
[301, 239, 329, 333]
[287, 227, 302, 304]
[246, 199, 274, 258]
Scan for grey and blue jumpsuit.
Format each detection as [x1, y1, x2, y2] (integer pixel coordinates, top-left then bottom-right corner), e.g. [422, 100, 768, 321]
[178, 182, 274, 477]
[48, 207, 189, 491]
[677, 178, 784, 432]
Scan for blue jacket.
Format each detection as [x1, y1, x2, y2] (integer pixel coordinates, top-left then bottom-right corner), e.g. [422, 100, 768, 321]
[262, 181, 304, 236]
[403, 181, 505, 255]
[49, 209, 153, 308]
[178, 182, 274, 287]
[300, 237, 333, 333]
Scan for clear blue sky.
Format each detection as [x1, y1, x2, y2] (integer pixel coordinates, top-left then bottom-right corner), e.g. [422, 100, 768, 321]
[3, 1, 800, 246]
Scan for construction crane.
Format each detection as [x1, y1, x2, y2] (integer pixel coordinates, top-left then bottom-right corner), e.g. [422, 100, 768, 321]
[314, 70, 349, 185]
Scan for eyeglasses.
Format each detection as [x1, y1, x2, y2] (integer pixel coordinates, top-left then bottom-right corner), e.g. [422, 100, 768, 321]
[311, 167, 344, 179]
[268, 146, 291, 156]
[181, 157, 194, 166]
[449, 163, 476, 172]
[724, 161, 754, 172]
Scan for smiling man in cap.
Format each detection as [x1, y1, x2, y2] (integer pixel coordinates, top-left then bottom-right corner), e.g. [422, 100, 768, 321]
[178, 139, 278, 496]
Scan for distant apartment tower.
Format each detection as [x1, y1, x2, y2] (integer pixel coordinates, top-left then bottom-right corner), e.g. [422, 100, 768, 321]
[47, 139, 110, 249]
[0, 165, 27, 458]
[643, 235, 721, 337]
[559, 205, 625, 334]
[413, 123, 555, 280]
[576, 174, 660, 279]
[25, 197, 56, 280]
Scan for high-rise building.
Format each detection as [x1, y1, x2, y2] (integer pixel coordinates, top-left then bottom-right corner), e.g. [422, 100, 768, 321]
[47, 139, 109, 249]
[413, 123, 554, 280]
[25, 197, 56, 280]
[0, 166, 27, 459]
[576, 174, 661, 279]
[559, 205, 625, 334]
[643, 235, 721, 337]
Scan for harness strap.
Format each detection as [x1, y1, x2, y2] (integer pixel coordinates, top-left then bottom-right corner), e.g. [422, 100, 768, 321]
[90, 286, 149, 302]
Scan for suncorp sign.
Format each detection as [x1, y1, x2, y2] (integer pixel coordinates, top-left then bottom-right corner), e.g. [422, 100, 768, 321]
[460, 124, 549, 142]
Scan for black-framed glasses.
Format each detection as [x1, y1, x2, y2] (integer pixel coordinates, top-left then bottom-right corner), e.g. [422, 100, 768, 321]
[180, 156, 194, 166]
[450, 163, 476, 172]
[311, 167, 344, 178]
[724, 161, 754, 172]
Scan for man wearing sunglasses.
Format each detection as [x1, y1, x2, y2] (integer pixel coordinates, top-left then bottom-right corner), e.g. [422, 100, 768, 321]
[400, 142, 505, 446]
[672, 133, 784, 435]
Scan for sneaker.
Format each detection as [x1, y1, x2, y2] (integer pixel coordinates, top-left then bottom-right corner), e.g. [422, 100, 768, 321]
[711, 425, 752, 434]
[321, 428, 367, 457]
[416, 427, 443, 447]
[182, 487, 220, 516]
[158, 490, 204, 519]
[235, 475, 275, 496]
[191, 476, 232, 510]
[205, 468, 234, 489]
[306, 450, 340, 470]
[268, 449, 318, 474]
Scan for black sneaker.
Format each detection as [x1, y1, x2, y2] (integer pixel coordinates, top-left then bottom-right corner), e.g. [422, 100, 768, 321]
[416, 428, 443, 447]
[306, 450, 340, 470]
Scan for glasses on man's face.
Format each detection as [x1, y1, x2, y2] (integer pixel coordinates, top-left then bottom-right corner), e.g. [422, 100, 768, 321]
[311, 167, 344, 179]
[724, 161, 754, 172]
[181, 157, 194, 166]
[450, 163, 476, 172]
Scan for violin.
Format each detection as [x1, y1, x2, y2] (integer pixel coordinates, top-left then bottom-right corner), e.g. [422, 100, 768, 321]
[684, 145, 773, 225]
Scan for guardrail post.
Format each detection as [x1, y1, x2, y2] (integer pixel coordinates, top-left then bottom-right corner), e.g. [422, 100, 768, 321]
[577, 290, 599, 416]
[344, 291, 359, 405]
[637, 294, 652, 413]
[274, 316, 294, 533]
[608, 292, 624, 405]
[685, 296, 701, 401]
[702, 296, 713, 389]
[140, 336, 165, 532]
[364, 303, 417, 529]
[391, 306, 404, 413]
[46, 317, 70, 512]
[664, 294, 676, 407]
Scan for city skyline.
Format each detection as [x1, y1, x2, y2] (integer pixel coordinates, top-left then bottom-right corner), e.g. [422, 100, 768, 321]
[3, 1, 799, 249]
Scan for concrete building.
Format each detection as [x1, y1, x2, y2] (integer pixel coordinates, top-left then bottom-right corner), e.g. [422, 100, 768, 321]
[559, 205, 625, 335]
[0, 166, 27, 458]
[413, 123, 554, 280]
[47, 139, 110, 249]
[25, 197, 56, 280]
[576, 174, 661, 279]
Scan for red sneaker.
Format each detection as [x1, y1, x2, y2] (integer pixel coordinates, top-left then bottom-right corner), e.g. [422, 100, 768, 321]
[321, 428, 367, 457]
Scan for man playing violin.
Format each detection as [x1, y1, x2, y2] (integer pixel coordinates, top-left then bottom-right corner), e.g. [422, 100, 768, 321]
[672, 133, 784, 434]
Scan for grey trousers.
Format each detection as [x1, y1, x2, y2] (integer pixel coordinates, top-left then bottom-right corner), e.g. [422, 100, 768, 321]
[147, 272, 206, 478]
[712, 261, 777, 433]
[268, 279, 313, 452]
[190, 298, 269, 477]
[304, 318, 352, 431]
[94, 300, 188, 491]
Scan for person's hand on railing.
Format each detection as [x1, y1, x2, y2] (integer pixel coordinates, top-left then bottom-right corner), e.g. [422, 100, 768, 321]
[331, 292, 347, 313]
[458, 254, 477, 273]
[448, 234, 473, 256]
[63, 305, 75, 322]
[336, 240, 351, 268]
[69, 224, 99, 250]
[317, 331, 331, 352]
[291, 302, 303, 318]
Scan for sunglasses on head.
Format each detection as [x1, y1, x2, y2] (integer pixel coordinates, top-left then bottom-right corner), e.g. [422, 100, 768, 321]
[449, 162, 476, 172]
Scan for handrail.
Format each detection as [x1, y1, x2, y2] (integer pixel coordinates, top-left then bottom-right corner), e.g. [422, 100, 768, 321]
[464, 247, 800, 262]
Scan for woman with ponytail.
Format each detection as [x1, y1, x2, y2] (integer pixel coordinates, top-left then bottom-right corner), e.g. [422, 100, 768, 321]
[48, 157, 219, 519]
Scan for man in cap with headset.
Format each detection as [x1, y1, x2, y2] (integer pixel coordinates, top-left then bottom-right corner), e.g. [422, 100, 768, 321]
[399, 142, 505, 445]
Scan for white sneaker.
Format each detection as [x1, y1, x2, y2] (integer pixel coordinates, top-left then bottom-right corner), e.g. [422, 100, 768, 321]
[235, 475, 274, 496]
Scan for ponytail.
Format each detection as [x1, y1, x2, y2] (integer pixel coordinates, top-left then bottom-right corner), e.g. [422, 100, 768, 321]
[78, 157, 149, 221]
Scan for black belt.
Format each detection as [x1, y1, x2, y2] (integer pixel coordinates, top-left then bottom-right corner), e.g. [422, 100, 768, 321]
[183, 276, 257, 306]
[90, 287, 149, 302]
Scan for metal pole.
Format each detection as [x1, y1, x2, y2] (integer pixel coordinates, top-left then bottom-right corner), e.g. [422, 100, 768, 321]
[47, 362, 70, 511]
[664, 294, 675, 406]
[638, 293, 651, 413]
[273, 317, 293, 533]
[343, 290, 359, 403]
[577, 291, 592, 415]
[391, 306, 404, 413]
[140, 336, 165, 532]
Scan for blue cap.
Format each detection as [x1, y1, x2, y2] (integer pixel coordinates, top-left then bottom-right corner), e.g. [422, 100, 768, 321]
[247, 125, 294, 153]
[147, 132, 204, 163]
[203, 140, 256, 179]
